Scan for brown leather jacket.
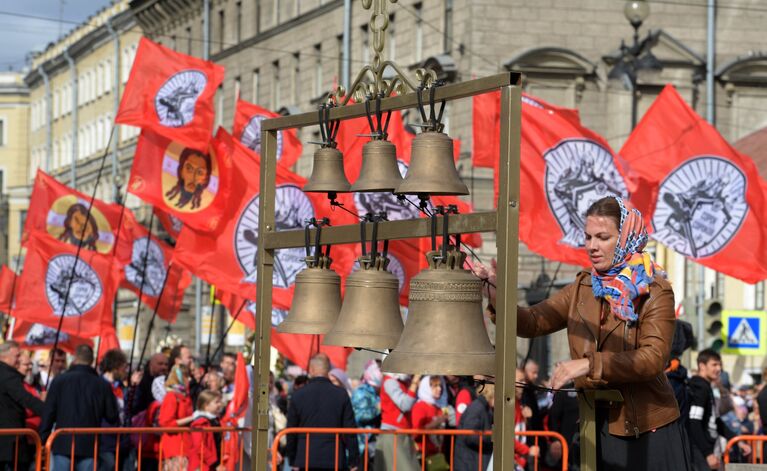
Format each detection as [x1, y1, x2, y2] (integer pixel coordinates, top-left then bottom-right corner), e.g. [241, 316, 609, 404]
[518, 271, 680, 437]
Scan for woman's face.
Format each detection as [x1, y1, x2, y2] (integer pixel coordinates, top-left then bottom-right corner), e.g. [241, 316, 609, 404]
[430, 379, 442, 400]
[584, 215, 619, 272]
[329, 375, 342, 388]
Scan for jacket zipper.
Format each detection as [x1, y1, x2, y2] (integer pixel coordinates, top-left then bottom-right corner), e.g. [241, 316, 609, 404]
[623, 320, 640, 437]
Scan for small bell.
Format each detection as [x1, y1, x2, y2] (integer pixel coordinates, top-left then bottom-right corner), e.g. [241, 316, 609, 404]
[303, 147, 351, 193]
[396, 131, 468, 196]
[350, 139, 403, 192]
[277, 255, 342, 334]
[324, 256, 403, 349]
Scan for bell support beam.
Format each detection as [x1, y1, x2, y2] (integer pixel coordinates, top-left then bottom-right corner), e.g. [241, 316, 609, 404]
[263, 211, 497, 249]
[260, 72, 519, 131]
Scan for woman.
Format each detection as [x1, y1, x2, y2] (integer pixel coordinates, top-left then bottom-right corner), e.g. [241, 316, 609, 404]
[158, 365, 196, 471]
[411, 376, 449, 467]
[375, 373, 421, 471]
[351, 360, 382, 459]
[517, 196, 691, 470]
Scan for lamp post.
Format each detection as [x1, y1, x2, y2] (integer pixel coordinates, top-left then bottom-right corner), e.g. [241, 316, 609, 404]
[605, 0, 662, 129]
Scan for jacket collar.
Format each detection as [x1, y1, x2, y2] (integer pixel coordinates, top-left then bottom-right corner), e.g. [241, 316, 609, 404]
[309, 376, 332, 384]
[70, 364, 98, 375]
[0, 360, 21, 377]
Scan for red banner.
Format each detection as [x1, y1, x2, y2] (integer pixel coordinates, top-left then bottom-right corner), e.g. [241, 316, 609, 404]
[173, 132, 357, 303]
[232, 100, 303, 168]
[0, 266, 16, 313]
[118, 212, 192, 323]
[14, 231, 119, 338]
[10, 319, 93, 354]
[154, 207, 184, 240]
[24, 170, 127, 259]
[472, 91, 632, 267]
[620, 85, 767, 283]
[128, 128, 233, 232]
[116, 37, 225, 150]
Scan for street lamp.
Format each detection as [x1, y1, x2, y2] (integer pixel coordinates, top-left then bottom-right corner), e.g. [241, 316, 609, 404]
[604, 0, 662, 129]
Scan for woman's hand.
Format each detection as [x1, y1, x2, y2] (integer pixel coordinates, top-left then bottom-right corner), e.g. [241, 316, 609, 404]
[550, 358, 589, 390]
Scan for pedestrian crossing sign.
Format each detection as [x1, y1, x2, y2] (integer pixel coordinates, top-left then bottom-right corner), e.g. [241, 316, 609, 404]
[722, 310, 766, 355]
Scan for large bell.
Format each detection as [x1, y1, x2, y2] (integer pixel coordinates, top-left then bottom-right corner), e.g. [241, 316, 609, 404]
[382, 250, 495, 375]
[303, 147, 351, 193]
[277, 255, 342, 334]
[324, 256, 403, 349]
[396, 131, 469, 196]
[350, 139, 403, 192]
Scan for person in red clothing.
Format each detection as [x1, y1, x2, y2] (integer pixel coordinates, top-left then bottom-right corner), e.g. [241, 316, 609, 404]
[514, 369, 539, 470]
[374, 373, 421, 471]
[159, 364, 195, 471]
[445, 376, 475, 426]
[188, 390, 225, 471]
[412, 376, 449, 461]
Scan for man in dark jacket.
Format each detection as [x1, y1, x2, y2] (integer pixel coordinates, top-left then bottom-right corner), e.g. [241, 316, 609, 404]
[455, 384, 493, 471]
[40, 344, 118, 471]
[286, 354, 359, 471]
[0, 341, 45, 470]
[132, 353, 169, 414]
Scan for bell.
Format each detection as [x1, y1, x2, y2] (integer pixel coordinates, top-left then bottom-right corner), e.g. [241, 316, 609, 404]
[277, 256, 342, 334]
[350, 139, 403, 192]
[324, 256, 403, 349]
[303, 147, 351, 193]
[396, 131, 469, 196]
[382, 250, 495, 375]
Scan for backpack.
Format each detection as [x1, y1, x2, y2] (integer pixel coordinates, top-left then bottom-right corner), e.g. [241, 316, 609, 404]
[666, 362, 690, 419]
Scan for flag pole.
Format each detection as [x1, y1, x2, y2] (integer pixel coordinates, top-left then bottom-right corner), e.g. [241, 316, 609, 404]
[210, 299, 248, 362]
[127, 210, 156, 380]
[46, 124, 116, 389]
[204, 284, 218, 368]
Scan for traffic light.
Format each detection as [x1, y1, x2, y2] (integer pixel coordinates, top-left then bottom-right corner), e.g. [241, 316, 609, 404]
[704, 299, 723, 351]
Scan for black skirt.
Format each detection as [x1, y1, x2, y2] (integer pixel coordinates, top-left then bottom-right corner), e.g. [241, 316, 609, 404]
[596, 407, 693, 471]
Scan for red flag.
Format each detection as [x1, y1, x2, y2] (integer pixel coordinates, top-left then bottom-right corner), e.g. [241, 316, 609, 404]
[118, 212, 192, 323]
[472, 91, 500, 169]
[232, 100, 303, 168]
[336, 112, 481, 246]
[115, 37, 224, 150]
[173, 132, 357, 303]
[221, 352, 248, 471]
[24, 170, 127, 258]
[473, 91, 632, 267]
[620, 85, 767, 283]
[154, 207, 184, 240]
[14, 231, 119, 338]
[218, 291, 351, 370]
[0, 266, 17, 313]
[128, 127, 234, 232]
[10, 319, 93, 354]
[97, 327, 121, 361]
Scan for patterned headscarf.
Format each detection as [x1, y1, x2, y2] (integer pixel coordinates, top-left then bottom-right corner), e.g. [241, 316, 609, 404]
[591, 196, 665, 323]
[362, 360, 382, 388]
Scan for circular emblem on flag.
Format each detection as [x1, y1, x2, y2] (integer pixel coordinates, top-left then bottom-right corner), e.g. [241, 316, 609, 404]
[353, 161, 430, 220]
[154, 69, 207, 127]
[168, 214, 184, 234]
[45, 254, 103, 317]
[161, 141, 219, 213]
[25, 323, 70, 345]
[125, 237, 167, 297]
[352, 253, 406, 294]
[544, 139, 629, 247]
[241, 115, 284, 160]
[234, 184, 315, 289]
[652, 156, 748, 258]
[47, 196, 114, 254]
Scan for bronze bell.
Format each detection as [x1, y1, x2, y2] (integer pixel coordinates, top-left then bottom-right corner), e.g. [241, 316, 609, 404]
[350, 139, 403, 192]
[324, 255, 403, 349]
[304, 147, 351, 193]
[382, 249, 495, 375]
[396, 131, 469, 196]
[277, 254, 342, 334]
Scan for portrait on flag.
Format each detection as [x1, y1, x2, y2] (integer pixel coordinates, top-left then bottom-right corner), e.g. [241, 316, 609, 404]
[14, 232, 118, 338]
[232, 100, 302, 167]
[620, 84, 767, 283]
[25, 170, 125, 256]
[129, 128, 233, 232]
[115, 37, 225, 149]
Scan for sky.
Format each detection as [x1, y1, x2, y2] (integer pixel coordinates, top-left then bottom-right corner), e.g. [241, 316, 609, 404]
[0, 0, 114, 72]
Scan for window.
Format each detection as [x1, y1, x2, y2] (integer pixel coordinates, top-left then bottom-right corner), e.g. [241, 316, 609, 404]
[714, 272, 725, 300]
[234, 76, 241, 102]
[314, 43, 323, 97]
[0, 118, 6, 147]
[252, 68, 260, 103]
[219, 9, 225, 51]
[292, 52, 300, 105]
[53, 90, 60, 118]
[97, 63, 104, 96]
[273, 0, 279, 26]
[236, 2, 243, 42]
[336, 35, 344, 86]
[18, 210, 26, 242]
[414, 2, 423, 63]
[216, 85, 224, 128]
[684, 259, 695, 300]
[756, 281, 765, 311]
[171, 35, 177, 50]
[361, 25, 369, 65]
[186, 27, 193, 55]
[388, 14, 396, 61]
[443, 0, 453, 53]
[104, 60, 112, 94]
[271, 60, 280, 110]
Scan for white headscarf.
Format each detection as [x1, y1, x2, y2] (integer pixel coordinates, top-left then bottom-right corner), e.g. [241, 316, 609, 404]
[417, 375, 447, 407]
[151, 375, 167, 403]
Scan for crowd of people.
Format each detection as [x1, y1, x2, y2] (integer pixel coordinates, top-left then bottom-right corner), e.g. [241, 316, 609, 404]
[1, 336, 767, 471]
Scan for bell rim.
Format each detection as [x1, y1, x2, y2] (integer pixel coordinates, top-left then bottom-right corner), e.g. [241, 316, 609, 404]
[381, 351, 496, 376]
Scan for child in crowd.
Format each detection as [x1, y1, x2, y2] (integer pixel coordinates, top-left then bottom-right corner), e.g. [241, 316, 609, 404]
[189, 389, 225, 471]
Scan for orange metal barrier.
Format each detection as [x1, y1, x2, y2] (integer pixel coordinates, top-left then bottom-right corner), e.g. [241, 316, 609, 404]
[271, 427, 568, 471]
[724, 435, 766, 464]
[0, 428, 42, 471]
[44, 426, 250, 471]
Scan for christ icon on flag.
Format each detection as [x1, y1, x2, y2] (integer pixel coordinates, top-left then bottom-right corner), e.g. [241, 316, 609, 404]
[163, 146, 216, 211]
[48, 197, 114, 253]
